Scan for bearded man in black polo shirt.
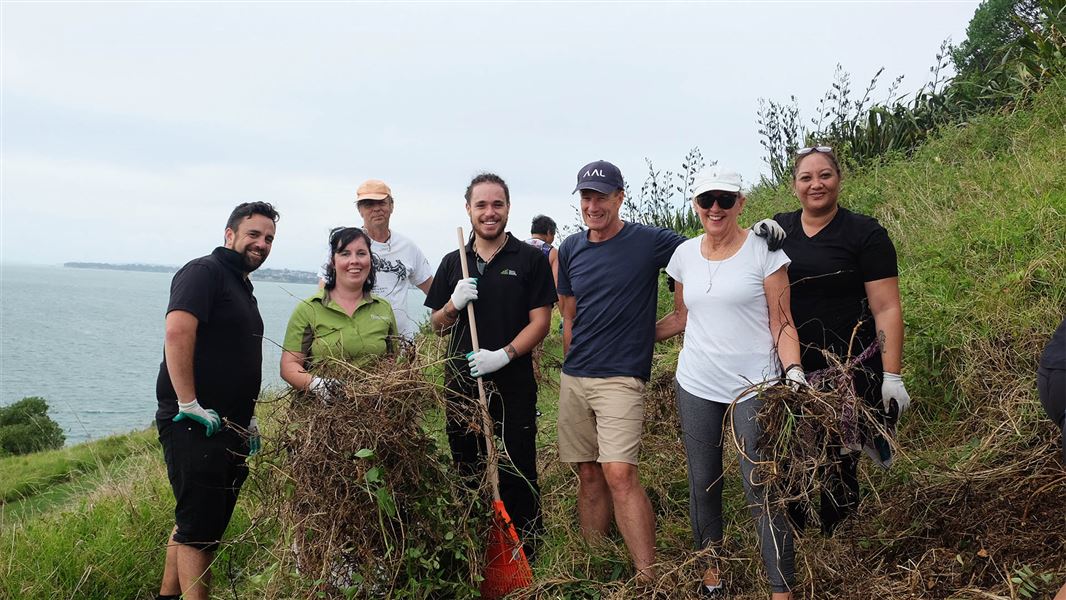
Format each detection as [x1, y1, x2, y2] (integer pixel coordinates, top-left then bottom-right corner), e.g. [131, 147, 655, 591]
[154, 202, 278, 600]
[425, 173, 556, 559]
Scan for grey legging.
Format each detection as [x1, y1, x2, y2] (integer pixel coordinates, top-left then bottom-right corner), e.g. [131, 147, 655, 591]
[676, 380, 795, 593]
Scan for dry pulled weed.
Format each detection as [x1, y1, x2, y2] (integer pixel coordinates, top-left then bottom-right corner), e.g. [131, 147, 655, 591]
[250, 342, 489, 598]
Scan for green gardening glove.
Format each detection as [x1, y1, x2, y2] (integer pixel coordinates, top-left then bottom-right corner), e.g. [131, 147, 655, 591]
[248, 417, 261, 456]
[173, 399, 221, 437]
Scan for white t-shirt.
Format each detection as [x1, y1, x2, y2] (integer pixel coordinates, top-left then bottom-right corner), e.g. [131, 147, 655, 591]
[665, 232, 791, 404]
[317, 230, 433, 339]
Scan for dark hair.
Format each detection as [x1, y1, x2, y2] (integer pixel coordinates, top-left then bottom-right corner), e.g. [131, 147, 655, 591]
[226, 202, 279, 232]
[792, 147, 842, 180]
[531, 215, 557, 235]
[464, 172, 510, 205]
[322, 227, 376, 295]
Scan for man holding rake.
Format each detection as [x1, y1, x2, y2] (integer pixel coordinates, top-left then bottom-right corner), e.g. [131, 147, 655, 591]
[425, 172, 556, 560]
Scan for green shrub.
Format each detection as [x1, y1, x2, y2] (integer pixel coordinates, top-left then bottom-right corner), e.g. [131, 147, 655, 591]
[0, 397, 65, 456]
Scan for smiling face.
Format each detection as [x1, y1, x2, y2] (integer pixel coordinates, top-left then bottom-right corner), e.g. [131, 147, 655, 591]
[693, 192, 745, 237]
[332, 236, 372, 292]
[224, 214, 275, 273]
[466, 182, 509, 241]
[792, 152, 841, 216]
[579, 188, 624, 239]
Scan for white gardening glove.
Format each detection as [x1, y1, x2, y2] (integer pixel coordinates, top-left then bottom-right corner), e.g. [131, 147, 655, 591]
[751, 218, 786, 251]
[450, 278, 479, 311]
[881, 372, 911, 415]
[173, 399, 222, 437]
[309, 377, 342, 402]
[248, 417, 261, 456]
[784, 364, 809, 392]
[466, 348, 511, 378]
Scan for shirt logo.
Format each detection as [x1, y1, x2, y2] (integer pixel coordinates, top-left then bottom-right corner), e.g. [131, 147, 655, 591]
[500, 269, 518, 277]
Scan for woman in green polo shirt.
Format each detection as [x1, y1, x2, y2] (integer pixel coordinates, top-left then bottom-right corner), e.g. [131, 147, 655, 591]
[281, 227, 398, 396]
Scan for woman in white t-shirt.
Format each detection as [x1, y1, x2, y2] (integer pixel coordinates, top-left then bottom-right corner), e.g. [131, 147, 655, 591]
[656, 166, 806, 599]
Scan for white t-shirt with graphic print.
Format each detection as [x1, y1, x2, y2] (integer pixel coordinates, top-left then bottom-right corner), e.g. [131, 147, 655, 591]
[665, 231, 791, 404]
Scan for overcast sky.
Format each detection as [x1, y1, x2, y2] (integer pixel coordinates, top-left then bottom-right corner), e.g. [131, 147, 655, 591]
[1, 1, 978, 271]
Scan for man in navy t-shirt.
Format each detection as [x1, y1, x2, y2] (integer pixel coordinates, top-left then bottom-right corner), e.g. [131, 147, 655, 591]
[556, 160, 685, 581]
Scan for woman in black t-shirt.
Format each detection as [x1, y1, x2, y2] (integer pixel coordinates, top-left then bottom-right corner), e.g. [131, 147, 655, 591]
[772, 146, 911, 535]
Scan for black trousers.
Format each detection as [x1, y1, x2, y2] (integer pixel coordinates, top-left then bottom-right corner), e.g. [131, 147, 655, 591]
[1038, 366, 1066, 463]
[445, 375, 542, 556]
[789, 365, 881, 536]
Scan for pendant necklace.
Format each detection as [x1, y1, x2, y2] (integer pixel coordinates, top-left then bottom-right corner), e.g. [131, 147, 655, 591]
[705, 255, 724, 293]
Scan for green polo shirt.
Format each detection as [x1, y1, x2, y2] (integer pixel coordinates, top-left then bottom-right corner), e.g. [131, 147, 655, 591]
[283, 290, 398, 365]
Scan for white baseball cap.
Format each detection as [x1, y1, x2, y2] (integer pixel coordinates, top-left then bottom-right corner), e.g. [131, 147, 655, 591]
[692, 166, 743, 196]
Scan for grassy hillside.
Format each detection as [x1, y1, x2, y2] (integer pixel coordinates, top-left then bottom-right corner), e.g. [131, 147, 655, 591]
[0, 79, 1062, 600]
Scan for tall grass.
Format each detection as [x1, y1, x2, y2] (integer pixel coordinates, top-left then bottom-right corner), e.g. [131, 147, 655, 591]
[0, 428, 156, 504]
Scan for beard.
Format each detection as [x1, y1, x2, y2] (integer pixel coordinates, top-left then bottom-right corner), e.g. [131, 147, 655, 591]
[240, 248, 267, 273]
[473, 217, 508, 241]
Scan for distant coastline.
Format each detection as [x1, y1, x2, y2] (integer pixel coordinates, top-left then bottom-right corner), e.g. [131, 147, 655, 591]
[63, 262, 318, 284]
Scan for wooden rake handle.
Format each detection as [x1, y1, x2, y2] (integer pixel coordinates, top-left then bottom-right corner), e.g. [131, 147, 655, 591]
[457, 227, 502, 503]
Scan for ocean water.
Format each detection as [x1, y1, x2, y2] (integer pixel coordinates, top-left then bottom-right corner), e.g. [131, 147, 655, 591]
[0, 263, 428, 445]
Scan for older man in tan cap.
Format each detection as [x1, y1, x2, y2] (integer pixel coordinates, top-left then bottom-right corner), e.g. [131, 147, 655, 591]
[318, 179, 434, 339]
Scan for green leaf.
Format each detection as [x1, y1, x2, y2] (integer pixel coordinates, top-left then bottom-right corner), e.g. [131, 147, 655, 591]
[354, 448, 374, 459]
[365, 466, 382, 483]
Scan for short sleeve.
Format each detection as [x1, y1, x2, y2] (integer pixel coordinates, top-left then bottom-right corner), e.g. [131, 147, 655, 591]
[653, 227, 688, 268]
[283, 300, 314, 354]
[556, 241, 574, 296]
[762, 247, 791, 279]
[858, 221, 898, 282]
[409, 245, 434, 287]
[664, 243, 685, 284]
[424, 253, 457, 310]
[167, 263, 217, 323]
[526, 250, 557, 310]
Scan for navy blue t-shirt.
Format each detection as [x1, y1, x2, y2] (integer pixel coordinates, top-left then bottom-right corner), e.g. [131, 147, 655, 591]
[557, 222, 686, 380]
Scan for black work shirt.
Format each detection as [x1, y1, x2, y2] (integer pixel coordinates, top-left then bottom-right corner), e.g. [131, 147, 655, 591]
[773, 207, 898, 372]
[156, 247, 264, 427]
[1041, 317, 1066, 370]
[425, 233, 556, 387]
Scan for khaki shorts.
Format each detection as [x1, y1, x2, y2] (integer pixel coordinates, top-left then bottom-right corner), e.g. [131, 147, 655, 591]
[558, 373, 646, 465]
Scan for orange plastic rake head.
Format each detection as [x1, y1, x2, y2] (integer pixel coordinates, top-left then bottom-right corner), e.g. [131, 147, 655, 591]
[480, 500, 533, 599]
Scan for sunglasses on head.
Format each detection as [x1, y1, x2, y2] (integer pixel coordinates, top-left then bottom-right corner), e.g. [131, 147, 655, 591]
[695, 191, 738, 210]
[796, 145, 833, 156]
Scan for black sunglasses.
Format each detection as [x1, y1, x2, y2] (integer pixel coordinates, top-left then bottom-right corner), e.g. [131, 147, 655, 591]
[695, 192, 738, 210]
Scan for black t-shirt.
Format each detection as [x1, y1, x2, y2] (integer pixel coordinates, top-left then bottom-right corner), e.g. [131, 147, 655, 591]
[425, 233, 557, 387]
[1041, 317, 1066, 370]
[773, 207, 898, 372]
[155, 247, 264, 426]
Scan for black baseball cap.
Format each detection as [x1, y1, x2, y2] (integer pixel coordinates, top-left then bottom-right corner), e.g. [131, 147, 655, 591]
[573, 160, 624, 194]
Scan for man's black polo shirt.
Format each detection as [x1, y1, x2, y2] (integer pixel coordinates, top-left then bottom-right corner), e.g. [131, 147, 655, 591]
[155, 246, 264, 427]
[425, 232, 556, 387]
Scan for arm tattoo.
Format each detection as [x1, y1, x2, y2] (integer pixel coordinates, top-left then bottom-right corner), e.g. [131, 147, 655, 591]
[877, 329, 887, 353]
